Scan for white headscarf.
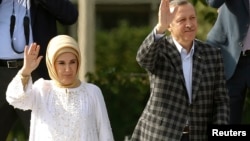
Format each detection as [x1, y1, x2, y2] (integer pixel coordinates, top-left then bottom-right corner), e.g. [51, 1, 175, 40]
[46, 35, 81, 88]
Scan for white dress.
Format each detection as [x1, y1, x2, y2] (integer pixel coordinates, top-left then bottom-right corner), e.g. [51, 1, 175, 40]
[6, 75, 114, 141]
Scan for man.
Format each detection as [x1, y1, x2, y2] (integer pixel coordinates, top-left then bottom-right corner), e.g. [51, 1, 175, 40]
[131, 0, 229, 140]
[0, 0, 78, 140]
[206, 0, 250, 124]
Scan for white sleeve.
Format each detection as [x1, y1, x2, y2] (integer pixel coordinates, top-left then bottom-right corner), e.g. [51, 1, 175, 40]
[6, 74, 37, 111]
[91, 85, 114, 141]
[153, 27, 165, 41]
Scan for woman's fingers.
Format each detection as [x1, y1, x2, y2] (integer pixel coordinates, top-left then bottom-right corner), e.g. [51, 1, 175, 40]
[27, 43, 39, 55]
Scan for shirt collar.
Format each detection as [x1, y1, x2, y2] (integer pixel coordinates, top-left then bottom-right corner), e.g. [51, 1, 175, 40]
[172, 37, 195, 56]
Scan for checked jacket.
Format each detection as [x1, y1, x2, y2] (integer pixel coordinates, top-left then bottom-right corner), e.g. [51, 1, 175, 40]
[131, 31, 230, 141]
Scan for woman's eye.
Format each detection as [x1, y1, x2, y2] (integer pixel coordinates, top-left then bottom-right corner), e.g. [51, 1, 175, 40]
[58, 62, 65, 65]
[70, 60, 77, 64]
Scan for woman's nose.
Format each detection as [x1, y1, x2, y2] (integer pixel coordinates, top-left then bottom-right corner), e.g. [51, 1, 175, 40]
[65, 65, 71, 72]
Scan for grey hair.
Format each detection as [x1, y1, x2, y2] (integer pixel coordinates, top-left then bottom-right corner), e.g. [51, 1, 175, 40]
[169, 0, 196, 13]
[169, 0, 190, 6]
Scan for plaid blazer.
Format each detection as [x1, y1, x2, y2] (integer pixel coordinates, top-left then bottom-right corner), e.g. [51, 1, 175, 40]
[131, 31, 230, 141]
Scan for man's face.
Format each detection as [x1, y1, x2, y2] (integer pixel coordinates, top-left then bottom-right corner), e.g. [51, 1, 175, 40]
[168, 3, 197, 47]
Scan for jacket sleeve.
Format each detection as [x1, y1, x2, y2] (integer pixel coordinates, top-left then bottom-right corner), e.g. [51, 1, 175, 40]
[33, 0, 78, 25]
[136, 30, 165, 73]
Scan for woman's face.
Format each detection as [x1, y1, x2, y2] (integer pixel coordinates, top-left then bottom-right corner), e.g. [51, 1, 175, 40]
[54, 52, 78, 86]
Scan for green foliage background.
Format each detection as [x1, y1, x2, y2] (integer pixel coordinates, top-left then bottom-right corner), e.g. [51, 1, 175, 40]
[87, 23, 151, 140]
[88, 1, 250, 140]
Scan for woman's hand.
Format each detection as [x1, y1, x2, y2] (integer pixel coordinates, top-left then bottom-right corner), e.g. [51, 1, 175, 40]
[20, 43, 43, 76]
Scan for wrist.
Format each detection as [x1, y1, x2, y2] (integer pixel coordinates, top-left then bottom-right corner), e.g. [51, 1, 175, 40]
[155, 24, 167, 34]
[19, 68, 31, 77]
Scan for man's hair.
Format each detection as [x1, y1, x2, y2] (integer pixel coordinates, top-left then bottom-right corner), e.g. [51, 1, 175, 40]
[169, 0, 196, 13]
[170, 0, 190, 6]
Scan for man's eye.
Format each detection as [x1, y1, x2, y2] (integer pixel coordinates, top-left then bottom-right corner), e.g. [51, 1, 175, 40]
[177, 19, 185, 23]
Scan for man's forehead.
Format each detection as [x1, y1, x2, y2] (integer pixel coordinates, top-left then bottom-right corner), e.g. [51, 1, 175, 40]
[170, 4, 195, 13]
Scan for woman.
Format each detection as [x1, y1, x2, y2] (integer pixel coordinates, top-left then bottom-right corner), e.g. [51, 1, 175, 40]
[6, 35, 114, 141]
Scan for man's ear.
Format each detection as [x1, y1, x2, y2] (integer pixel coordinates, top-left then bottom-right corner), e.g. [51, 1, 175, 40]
[167, 24, 171, 32]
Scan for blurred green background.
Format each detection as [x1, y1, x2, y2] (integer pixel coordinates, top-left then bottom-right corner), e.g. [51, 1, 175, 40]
[6, 1, 250, 141]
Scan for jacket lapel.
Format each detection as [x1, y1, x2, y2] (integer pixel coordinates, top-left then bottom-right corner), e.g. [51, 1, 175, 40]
[165, 37, 186, 91]
[191, 41, 204, 102]
[165, 38, 205, 102]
